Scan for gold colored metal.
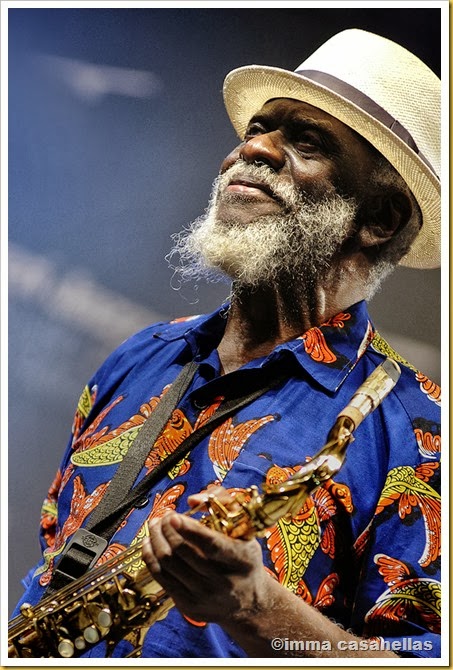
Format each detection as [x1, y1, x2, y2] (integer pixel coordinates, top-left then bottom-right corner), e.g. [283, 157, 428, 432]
[8, 358, 400, 658]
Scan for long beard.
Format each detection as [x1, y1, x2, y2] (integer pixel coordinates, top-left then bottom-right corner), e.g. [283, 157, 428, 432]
[167, 160, 358, 294]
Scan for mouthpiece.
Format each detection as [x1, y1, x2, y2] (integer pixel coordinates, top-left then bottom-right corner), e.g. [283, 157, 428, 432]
[336, 357, 401, 430]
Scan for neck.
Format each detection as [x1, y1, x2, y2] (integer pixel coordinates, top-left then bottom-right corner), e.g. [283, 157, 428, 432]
[217, 270, 366, 374]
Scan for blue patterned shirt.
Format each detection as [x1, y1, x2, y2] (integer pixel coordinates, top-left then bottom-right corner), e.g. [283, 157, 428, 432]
[13, 300, 441, 658]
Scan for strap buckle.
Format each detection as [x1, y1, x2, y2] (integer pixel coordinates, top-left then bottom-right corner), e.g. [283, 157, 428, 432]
[53, 529, 108, 582]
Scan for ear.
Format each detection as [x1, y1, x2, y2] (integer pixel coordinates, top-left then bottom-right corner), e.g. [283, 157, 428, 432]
[356, 191, 413, 249]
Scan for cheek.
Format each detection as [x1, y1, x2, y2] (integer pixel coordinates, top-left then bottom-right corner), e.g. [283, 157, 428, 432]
[292, 162, 338, 199]
[333, 150, 376, 199]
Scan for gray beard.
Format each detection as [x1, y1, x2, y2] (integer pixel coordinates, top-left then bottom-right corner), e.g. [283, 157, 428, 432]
[167, 160, 358, 295]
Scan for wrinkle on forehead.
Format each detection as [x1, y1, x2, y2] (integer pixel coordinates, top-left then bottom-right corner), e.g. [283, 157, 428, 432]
[259, 98, 342, 127]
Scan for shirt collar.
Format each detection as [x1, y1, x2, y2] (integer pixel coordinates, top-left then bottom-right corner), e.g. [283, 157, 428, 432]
[156, 300, 375, 393]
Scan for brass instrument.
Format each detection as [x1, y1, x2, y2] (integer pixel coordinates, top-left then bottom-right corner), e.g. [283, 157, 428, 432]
[8, 358, 401, 658]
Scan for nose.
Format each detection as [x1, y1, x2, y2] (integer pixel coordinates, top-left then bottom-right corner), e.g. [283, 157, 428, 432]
[239, 131, 286, 171]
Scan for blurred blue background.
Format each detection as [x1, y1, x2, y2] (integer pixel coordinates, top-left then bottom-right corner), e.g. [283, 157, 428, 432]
[8, 7, 442, 612]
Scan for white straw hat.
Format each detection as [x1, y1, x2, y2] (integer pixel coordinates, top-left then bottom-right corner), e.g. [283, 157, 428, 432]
[223, 29, 441, 269]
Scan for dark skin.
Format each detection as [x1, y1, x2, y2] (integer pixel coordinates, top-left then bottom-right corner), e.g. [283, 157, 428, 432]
[215, 99, 412, 373]
[142, 99, 414, 657]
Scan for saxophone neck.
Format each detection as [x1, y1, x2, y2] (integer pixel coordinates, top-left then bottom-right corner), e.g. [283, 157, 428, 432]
[244, 358, 401, 534]
[251, 419, 353, 532]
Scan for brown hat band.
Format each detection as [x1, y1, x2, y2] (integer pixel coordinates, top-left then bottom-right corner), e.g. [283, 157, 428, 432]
[296, 69, 438, 179]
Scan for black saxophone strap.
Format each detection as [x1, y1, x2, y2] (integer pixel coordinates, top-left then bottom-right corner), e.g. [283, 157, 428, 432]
[45, 359, 289, 595]
[85, 360, 199, 533]
[89, 365, 288, 539]
[45, 360, 197, 595]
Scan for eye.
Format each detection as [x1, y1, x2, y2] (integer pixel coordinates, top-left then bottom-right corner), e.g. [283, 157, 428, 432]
[293, 130, 323, 153]
[243, 122, 266, 141]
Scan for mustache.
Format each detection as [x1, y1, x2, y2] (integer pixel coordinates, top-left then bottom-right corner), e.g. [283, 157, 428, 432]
[215, 159, 303, 210]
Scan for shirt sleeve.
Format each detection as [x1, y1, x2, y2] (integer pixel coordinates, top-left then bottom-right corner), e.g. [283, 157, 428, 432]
[350, 371, 441, 658]
[14, 377, 98, 611]
[13, 320, 169, 613]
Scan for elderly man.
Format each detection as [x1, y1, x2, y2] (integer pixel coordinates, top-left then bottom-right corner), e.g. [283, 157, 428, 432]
[10, 29, 440, 659]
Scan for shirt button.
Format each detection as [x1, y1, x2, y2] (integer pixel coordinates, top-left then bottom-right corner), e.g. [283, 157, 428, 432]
[193, 398, 209, 410]
[135, 497, 149, 509]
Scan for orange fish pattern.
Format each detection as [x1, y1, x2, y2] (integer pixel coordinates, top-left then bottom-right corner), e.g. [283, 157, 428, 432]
[302, 327, 337, 363]
[365, 554, 441, 636]
[374, 463, 440, 568]
[297, 573, 340, 609]
[414, 426, 441, 459]
[416, 373, 441, 406]
[265, 464, 353, 604]
[17, 301, 440, 657]
[145, 400, 223, 479]
[299, 311, 371, 368]
[208, 415, 276, 481]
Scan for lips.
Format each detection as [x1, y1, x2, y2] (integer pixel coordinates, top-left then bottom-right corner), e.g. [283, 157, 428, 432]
[226, 179, 277, 200]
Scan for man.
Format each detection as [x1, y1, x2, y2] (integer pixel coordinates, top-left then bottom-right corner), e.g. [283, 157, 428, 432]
[10, 29, 440, 659]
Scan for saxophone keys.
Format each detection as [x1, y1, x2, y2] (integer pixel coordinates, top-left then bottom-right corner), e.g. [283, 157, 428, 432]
[97, 607, 113, 629]
[117, 588, 137, 611]
[19, 602, 34, 619]
[74, 636, 86, 651]
[83, 625, 100, 644]
[57, 638, 75, 658]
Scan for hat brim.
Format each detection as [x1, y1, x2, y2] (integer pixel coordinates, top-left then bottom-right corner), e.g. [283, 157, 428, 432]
[223, 65, 440, 270]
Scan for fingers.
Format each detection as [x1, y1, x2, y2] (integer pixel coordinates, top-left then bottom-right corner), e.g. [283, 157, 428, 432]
[143, 511, 261, 581]
[141, 511, 268, 625]
[142, 513, 221, 620]
[143, 513, 187, 579]
[143, 513, 210, 585]
[175, 515, 258, 571]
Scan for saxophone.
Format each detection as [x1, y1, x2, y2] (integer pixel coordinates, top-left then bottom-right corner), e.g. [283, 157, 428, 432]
[8, 358, 400, 658]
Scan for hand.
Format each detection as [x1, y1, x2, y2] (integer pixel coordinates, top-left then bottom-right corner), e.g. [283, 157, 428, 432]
[142, 508, 269, 625]
[142, 489, 399, 658]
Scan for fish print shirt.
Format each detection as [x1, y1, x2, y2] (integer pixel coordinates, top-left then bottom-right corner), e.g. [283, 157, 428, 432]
[14, 300, 441, 658]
